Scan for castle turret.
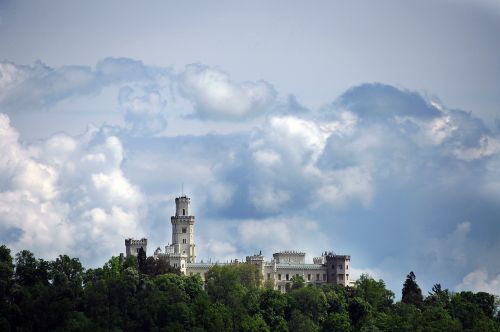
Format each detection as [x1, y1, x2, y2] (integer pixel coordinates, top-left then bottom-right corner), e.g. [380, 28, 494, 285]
[125, 238, 147, 257]
[171, 195, 196, 263]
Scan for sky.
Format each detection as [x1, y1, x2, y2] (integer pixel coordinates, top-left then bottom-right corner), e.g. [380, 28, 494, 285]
[1, 0, 500, 296]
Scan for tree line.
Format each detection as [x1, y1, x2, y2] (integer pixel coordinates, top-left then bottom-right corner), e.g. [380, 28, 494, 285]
[0, 245, 499, 331]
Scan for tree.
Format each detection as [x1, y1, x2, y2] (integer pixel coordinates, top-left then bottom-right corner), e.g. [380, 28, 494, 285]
[0, 245, 14, 297]
[0, 245, 14, 331]
[259, 289, 288, 330]
[425, 283, 450, 308]
[354, 274, 394, 312]
[239, 314, 270, 332]
[322, 312, 351, 332]
[288, 285, 328, 323]
[291, 275, 305, 290]
[450, 291, 498, 330]
[421, 305, 461, 331]
[348, 297, 371, 329]
[14, 250, 39, 287]
[50, 255, 84, 286]
[288, 310, 320, 332]
[401, 271, 423, 307]
[137, 248, 147, 274]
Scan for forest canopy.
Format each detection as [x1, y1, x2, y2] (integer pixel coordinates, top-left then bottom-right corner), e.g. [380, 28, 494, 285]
[0, 244, 499, 331]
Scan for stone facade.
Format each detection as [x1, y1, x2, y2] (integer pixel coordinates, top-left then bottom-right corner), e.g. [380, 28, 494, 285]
[124, 238, 147, 257]
[125, 195, 352, 292]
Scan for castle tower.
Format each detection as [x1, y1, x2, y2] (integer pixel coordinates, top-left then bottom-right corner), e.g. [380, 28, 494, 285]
[125, 238, 147, 257]
[171, 195, 196, 263]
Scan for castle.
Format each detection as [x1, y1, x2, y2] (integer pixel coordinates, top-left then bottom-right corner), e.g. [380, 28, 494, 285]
[125, 195, 352, 292]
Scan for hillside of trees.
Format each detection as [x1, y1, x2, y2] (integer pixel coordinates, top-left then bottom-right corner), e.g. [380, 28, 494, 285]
[0, 245, 499, 331]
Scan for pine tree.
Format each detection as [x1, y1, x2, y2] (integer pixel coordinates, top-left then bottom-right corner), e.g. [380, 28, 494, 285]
[402, 271, 423, 307]
[137, 247, 147, 274]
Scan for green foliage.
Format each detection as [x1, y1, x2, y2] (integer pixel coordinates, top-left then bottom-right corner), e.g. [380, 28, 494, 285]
[288, 285, 328, 323]
[291, 274, 305, 290]
[355, 274, 395, 312]
[401, 271, 423, 308]
[288, 309, 320, 332]
[348, 296, 372, 329]
[322, 311, 351, 331]
[1, 245, 500, 331]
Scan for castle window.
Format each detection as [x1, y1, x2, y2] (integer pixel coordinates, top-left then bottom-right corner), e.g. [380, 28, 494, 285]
[183, 208, 186, 216]
[278, 274, 281, 280]
[267, 273, 271, 280]
[346, 265, 348, 270]
[182, 227, 187, 233]
[308, 274, 311, 281]
[182, 239, 187, 244]
[286, 274, 289, 281]
[346, 274, 349, 279]
[316, 274, 320, 281]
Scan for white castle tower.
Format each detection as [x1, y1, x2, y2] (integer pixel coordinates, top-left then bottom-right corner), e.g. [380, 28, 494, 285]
[170, 195, 196, 263]
[127, 193, 353, 290]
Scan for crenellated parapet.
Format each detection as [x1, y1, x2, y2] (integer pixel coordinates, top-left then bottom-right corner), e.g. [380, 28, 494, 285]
[273, 251, 306, 264]
[123, 194, 353, 291]
[125, 238, 148, 257]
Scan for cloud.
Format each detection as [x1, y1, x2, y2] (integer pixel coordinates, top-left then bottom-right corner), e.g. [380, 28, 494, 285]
[456, 270, 500, 295]
[236, 217, 330, 261]
[2, 58, 500, 296]
[118, 86, 167, 135]
[177, 64, 278, 120]
[427, 221, 472, 269]
[0, 58, 163, 111]
[334, 83, 441, 121]
[204, 240, 237, 262]
[0, 113, 145, 264]
[113, 81, 500, 298]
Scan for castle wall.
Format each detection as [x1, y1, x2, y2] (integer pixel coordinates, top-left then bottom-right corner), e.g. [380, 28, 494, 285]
[125, 195, 353, 292]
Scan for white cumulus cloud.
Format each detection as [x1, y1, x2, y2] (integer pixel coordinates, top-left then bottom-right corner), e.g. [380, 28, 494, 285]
[178, 64, 278, 119]
[0, 113, 145, 265]
[456, 269, 500, 295]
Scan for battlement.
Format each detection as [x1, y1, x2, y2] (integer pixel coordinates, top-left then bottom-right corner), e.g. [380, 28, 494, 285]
[171, 216, 195, 222]
[125, 238, 148, 246]
[273, 251, 306, 264]
[323, 251, 350, 261]
[313, 256, 325, 264]
[246, 251, 264, 262]
[276, 250, 305, 255]
[123, 194, 352, 290]
[175, 195, 192, 217]
[125, 238, 148, 257]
